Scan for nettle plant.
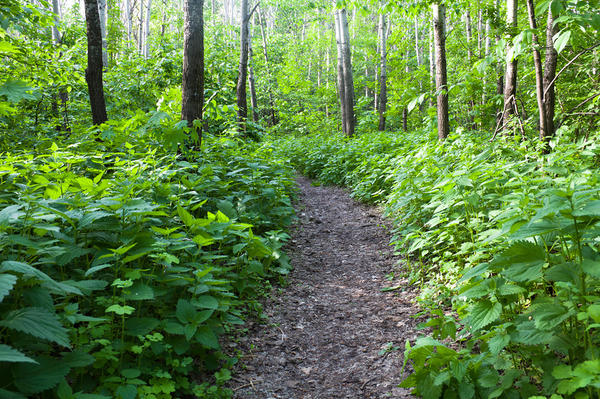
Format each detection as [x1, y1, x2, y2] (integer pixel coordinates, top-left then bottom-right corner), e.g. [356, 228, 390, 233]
[401, 167, 600, 397]
[0, 134, 295, 398]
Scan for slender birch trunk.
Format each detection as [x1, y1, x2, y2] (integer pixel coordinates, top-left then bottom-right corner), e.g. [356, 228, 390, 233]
[98, 0, 108, 66]
[125, 0, 132, 44]
[378, 10, 387, 131]
[138, 0, 144, 53]
[258, 6, 277, 125]
[429, 19, 435, 107]
[143, 0, 152, 58]
[248, 27, 259, 123]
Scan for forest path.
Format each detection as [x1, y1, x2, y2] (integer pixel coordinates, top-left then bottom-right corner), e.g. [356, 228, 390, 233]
[227, 176, 420, 398]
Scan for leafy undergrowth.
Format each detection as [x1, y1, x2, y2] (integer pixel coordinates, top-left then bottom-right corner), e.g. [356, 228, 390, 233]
[275, 128, 600, 398]
[0, 132, 295, 398]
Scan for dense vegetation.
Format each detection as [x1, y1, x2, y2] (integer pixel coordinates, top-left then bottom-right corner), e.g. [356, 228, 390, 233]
[1, 0, 599, 397]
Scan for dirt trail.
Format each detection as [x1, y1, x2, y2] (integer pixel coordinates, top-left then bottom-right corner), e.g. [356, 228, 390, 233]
[227, 176, 421, 398]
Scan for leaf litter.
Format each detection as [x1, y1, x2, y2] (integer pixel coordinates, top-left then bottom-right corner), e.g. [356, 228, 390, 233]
[226, 176, 421, 398]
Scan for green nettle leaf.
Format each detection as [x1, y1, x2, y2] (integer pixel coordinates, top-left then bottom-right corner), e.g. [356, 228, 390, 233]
[468, 300, 502, 331]
[0, 273, 17, 303]
[582, 258, 600, 278]
[125, 317, 160, 336]
[587, 304, 600, 323]
[494, 241, 546, 282]
[105, 304, 135, 315]
[0, 344, 37, 364]
[531, 302, 572, 330]
[123, 283, 155, 301]
[12, 356, 70, 394]
[0, 261, 82, 296]
[115, 385, 138, 399]
[176, 299, 196, 323]
[0, 80, 38, 102]
[193, 295, 219, 310]
[195, 326, 220, 349]
[0, 307, 70, 348]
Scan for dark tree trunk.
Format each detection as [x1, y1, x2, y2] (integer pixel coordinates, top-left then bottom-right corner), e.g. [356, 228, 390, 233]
[502, 0, 518, 128]
[84, 0, 108, 126]
[543, 9, 558, 142]
[181, 0, 205, 145]
[432, 3, 449, 140]
[526, 0, 548, 140]
[236, 0, 249, 131]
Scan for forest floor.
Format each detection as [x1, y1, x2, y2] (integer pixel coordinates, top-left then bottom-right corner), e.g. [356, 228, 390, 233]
[225, 176, 421, 398]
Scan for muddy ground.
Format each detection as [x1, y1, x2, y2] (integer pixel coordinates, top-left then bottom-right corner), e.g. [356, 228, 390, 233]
[226, 176, 421, 398]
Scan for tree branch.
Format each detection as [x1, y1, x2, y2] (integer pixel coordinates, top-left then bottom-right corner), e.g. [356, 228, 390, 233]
[543, 42, 600, 99]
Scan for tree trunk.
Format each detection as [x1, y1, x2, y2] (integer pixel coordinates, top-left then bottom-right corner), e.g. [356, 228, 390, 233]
[542, 9, 558, 142]
[138, 0, 144, 53]
[125, 0, 132, 44]
[414, 16, 422, 66]
[465, 10, 472, 62]
[502, 0, 518, 128]
[340, 8, 355, 137]
[248, 28, 259, 123]
[51, 0, 61, 44]
[429, 19, 435, 107]
[98, 0, 108, 66]
[378, 10, 387, 131]
[181, 0, 204, 145]
[525, 0, 548, 140]
[84, 0, 108, 125]
[258, 6, 277, 125]
[143, 0, 152, 58]
[334, 8, 347, 134]
[236, 0, 250, 131]
[432, 3, 449, 140]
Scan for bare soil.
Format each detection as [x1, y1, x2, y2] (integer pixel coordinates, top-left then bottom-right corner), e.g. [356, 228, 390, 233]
[226, 176, 421, 398]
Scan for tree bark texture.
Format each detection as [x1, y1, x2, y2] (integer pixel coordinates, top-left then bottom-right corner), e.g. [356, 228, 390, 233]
[429, 19, 435, 107]
[125, 0, 132, 44]
[181, 0, 205, 145]
[334, 8, 347, 134]
[502, 0, 518, 128]
[84, 0, 108, 125]
[236, 0, 249, 131]
[339, 7, 355, 137]
[378, 11, 387, 131]
[543, 9, 558, 141]
[248, 28, 259, 123]
[138, 0, 144, 53]
[432, 3, 449, 140]
[526, 0, 548, 140]
[143, 0, 152, 58]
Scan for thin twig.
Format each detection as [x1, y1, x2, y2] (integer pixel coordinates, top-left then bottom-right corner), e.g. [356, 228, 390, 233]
[202, 91, 220, 112]
[246, 2, 260, 22]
